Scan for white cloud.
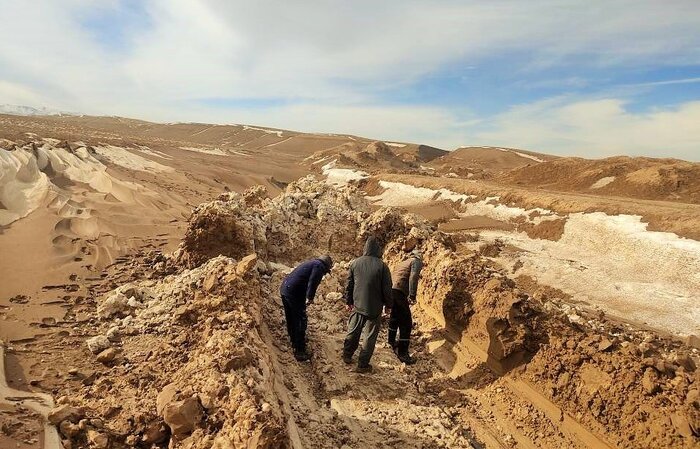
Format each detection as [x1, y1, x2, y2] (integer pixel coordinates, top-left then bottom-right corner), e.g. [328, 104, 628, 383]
[0, 1, 698, 159]
[472, 98, 700, 161]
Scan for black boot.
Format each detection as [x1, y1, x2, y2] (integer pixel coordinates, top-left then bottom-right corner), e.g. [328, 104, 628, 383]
[294, 348, 311, 362]
[397, 340, 416, 365]
[388, 328, 398, 352]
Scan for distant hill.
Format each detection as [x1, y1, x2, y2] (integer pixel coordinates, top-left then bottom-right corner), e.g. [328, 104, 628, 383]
[0, 104, 71, 116]
[305, 140, 434, 172]
[500, 155, 700, 204]
[427, 146, 556, 178]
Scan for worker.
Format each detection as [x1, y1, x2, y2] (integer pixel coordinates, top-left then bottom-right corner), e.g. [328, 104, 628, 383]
[342, 236, 393, 373]
[280, 255, 333, 361]
[388, 249, 423, 364]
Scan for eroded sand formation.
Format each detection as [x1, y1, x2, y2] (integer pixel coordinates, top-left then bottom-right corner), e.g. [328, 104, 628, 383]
[38, 177, 699, 449]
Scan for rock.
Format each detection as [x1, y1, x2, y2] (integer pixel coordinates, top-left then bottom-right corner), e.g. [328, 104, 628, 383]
[670, 414, 694, 438]
[48, 405, 84, 425]
[686, 334, 700, 350]
[674, 353, 697, 372]
[598, 338, 614, 352]
[59, 421, 80, 438]
[162, 396, 203, 436]
[236, 253, 258, 276]
[203, 272, 219, 292]
[105, 326, 121, 342]
[156, 383, 180, 415]
[96, 347, 119, 364]
[198, 393, 216, 410]
[87, 429, 109, 449]
[642, 368, 660, 395]
[86, 335, 110, 354]
[687, 389, 699, 406]
[223, 347, 254, 371]
[143, 420, 168, 444]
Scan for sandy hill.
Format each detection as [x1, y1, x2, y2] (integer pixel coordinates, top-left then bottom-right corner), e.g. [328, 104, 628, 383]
[305, 140, 418, 172]
[501, 155, 700, 204]
[384, 142, 447, 163]
[428, 146, 556, 178]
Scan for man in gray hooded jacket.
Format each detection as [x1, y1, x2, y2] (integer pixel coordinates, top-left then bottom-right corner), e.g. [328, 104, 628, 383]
[342, 236, 393, 373]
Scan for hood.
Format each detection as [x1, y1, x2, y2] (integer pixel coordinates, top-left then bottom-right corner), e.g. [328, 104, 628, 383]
[318, 255, 333, 270]
[363, 236, 383, 257]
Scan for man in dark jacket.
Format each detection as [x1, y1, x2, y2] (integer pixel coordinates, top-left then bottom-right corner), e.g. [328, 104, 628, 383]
[280, 255, 333, 361]
[388, 249, 423, 364]
[342, 236, 393, 373]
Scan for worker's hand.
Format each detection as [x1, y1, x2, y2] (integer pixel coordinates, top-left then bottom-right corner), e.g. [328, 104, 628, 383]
[346, 304, 354, 313]
[408, 295, 417, 305]
[383, 307, 391, 318]
[306, 298, 314, 306]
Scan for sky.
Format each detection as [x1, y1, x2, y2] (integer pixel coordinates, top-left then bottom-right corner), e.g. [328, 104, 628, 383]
[0, 0, 699, 160]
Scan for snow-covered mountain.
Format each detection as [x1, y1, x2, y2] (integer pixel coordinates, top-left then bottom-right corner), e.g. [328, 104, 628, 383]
[0, 104, 72, 116]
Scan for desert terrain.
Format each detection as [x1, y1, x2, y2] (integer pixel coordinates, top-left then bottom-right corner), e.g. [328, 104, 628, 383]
[1, 112, 699, 449]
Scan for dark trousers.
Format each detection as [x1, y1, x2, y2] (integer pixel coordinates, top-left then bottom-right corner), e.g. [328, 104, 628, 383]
[343, 312, 381, 367]
[388, 289, 412, 354]
[282, 295, 307, 353]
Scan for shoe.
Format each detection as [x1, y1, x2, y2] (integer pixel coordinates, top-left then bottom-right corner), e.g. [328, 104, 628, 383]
[398, 353, 416, 365]
[294, 350, 311, 362]
[342, 354, 353, 364]
[353, 364, 373, 374]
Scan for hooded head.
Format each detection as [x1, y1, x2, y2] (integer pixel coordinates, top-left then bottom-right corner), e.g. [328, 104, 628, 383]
[363, 236, 383, 257]
[318, 254, 333, 270]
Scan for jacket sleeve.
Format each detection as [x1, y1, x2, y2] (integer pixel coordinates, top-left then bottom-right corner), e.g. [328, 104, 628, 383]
[344, 263, 355, 305]
[382, 264, 393, 308]
[408, 258, 423, 298]
[305, 263, 325, 301]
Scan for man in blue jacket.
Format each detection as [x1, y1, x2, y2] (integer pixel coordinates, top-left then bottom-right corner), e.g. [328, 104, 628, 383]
[280, 255, 333, 361]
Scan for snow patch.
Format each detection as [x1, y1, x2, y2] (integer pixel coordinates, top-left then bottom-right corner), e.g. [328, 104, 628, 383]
[368, 181, 475, 206]
[0, 148, 52, 225]
[135, 146, 172, 160]
[490, 212, 700, 335]
[496, 148, 545, 163]
[590, 176, 616, 189]
[241, 125, 284, 138]
[179, 146, 229, 156]
[386, 142, 406, 148]
[94, 145, 174, 173]
[321, 160, 368, 185]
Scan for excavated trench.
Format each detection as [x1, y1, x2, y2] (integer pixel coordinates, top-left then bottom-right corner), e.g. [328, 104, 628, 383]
[30, 177, 700, 449]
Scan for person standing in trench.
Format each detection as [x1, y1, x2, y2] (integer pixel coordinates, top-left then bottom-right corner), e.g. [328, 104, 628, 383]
[342, 236, 393, 373]
[388, 249, 423, 365]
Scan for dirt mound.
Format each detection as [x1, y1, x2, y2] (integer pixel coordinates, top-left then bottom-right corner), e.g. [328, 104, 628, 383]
[428, 146, 554, 178]
[306, 141, 415, 172]
[52, 255, 288, 448]
[177, 176, 369, 268]
[502, 155, 700, 204]
[388, 144, 447, 163]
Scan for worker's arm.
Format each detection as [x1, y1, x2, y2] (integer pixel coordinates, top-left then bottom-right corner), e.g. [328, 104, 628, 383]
[305, 263, 325, 303]
[344, 263, 355, 306]
[382, 264, 393, 310]
[408, 258, 423, 301]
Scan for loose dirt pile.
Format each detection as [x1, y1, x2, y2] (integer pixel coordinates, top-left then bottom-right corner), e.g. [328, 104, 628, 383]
[50, 177, 699, 449]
